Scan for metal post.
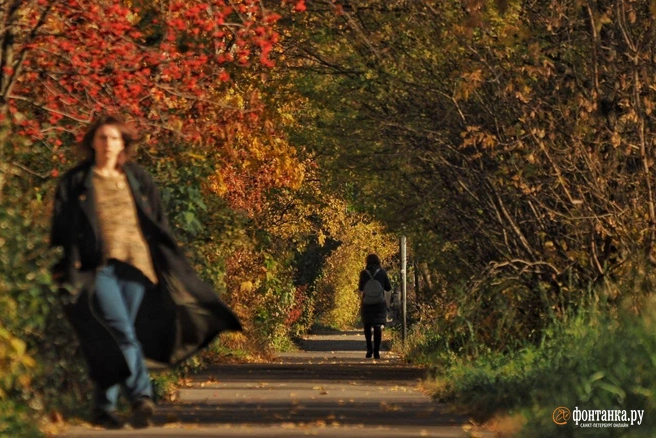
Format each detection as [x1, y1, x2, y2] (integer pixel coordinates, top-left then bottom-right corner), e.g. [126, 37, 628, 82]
[400, 235, 407, 343]
[414, 260, 420, 299]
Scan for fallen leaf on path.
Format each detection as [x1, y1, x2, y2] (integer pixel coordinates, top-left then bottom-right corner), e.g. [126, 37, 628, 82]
[380, 402, 401, 412]
[163, 422, 182, 428]
[389, 385, 409, 392]
[49, 410, 63, 423]
[38, 418, 67, 436]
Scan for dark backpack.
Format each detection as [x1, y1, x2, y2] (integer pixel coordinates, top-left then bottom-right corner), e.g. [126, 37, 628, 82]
[362, 269, 385, 304]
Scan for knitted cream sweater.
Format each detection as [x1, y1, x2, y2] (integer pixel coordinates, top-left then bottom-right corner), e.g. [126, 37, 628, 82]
[92, 171, 157, 284]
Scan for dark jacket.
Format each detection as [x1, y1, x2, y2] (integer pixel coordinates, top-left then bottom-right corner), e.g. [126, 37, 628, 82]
[51, 160, 241, 389]
[358, 264, 392, 325]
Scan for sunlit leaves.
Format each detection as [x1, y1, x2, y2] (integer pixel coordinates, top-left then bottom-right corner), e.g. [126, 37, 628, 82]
[0, 0, 297, 157]
[281, 0, 656, 347]
[0, 327, 36, 399]
[314, 217, 396, 328]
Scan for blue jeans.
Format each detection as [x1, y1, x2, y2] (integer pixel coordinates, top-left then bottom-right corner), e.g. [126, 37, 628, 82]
[93, 261, 152, 412]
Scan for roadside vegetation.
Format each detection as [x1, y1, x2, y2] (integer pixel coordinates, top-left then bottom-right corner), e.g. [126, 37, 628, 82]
[403, 288, 656, 436]
[4, 1, 656, 437]
[281, 1, 656, 436]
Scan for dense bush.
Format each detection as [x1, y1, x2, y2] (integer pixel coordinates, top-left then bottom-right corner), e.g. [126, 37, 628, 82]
[409, 289, 656, 437]
[0, 170, 98, 431]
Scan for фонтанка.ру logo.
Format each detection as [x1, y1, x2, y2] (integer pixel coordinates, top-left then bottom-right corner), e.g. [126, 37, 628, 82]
[552, 406, 644, 429]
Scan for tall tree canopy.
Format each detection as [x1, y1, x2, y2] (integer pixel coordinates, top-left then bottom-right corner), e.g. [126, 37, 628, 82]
[282, 0, 656, 340]
[0, 0, 306, 204]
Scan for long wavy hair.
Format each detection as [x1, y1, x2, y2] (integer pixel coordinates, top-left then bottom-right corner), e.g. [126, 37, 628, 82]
[80, 114, 139, 166]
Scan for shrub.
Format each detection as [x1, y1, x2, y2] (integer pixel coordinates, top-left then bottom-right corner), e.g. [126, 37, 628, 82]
[416, 297, 656, 437]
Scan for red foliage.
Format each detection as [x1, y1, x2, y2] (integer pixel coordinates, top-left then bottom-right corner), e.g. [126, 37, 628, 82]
[1, 0, 296, 147]
[285, 285, 308, 327]
[0, 0, 308, 212]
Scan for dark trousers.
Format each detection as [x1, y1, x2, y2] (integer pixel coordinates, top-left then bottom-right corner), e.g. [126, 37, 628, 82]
[363, 323, 382, 353]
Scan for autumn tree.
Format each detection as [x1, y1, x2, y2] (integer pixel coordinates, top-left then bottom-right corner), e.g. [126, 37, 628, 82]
[280, 0, 656, 346]
[0, 0, 315, 432]
[0, 0, 301, 191]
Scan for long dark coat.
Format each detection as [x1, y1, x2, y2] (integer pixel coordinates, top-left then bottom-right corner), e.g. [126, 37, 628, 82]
[50, 160, 241, 389]
[358, 265, 392, 326]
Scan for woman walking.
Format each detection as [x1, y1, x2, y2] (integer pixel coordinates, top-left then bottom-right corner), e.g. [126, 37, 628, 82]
[50, 115, 241, 429]
[358, 254, 392, 359]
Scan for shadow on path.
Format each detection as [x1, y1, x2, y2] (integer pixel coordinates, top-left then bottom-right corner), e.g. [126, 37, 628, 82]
[155, 400, 461, 428]
[181, 361, 427, 384]
[63, 330, 493, 437]
[298, 338, 364, 352]
[297, 328, 391, 353]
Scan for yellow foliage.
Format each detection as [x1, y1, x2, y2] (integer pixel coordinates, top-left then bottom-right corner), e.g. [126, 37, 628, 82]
[256, 169, 333, 248]
[315, 218, 397, 329]
[0, 327, 36, 398]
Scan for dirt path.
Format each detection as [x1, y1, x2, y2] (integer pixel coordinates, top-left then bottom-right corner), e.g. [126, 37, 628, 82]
[63, 330, 495, 437]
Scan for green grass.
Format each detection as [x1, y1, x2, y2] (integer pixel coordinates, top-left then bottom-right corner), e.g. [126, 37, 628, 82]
[410, 299, 656, 437]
